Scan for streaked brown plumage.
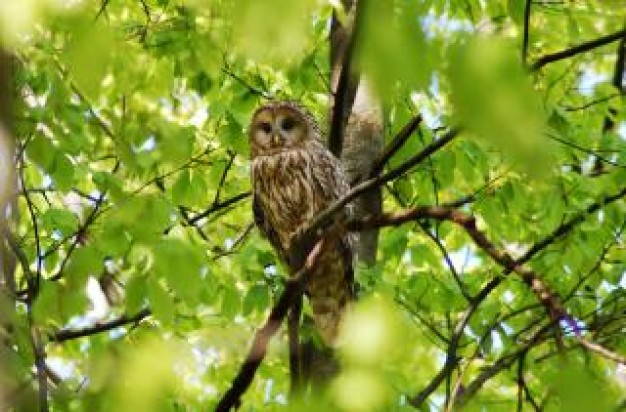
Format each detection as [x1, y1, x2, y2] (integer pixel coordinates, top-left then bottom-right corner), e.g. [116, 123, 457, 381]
[249, 101, 354, 345]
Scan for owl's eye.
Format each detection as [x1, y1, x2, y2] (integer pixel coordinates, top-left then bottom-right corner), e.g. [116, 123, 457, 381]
[258, 122, 272, 134]
[281, 118, 295, 131]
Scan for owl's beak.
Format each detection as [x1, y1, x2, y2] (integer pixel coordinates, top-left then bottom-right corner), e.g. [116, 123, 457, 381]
[271, 133, 282, 146]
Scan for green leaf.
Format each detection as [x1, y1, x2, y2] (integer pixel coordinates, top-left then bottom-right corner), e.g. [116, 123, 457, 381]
[242, 284, 269, 315]
[171, 170, 192, 206]
[62, 19, 115, 99]
[32, 282, 63, 326]
[219, 113, 249, 156]
[449, 38, 552, 176]
[147, 278, 176, 327]
[65, 245, 103, 288]
[360, 1, 437, 101]
[126, 275, 148, 314]
[153, 239, 204, 305]
[114, 195, 172, 242]
[41, 208, 79, 235]
[26, 134, 55, 170]
[92, 171, 124, 201]
[220, 287, 241, 319]
[96, 223, 131, 257]
[231, 0, 317, 65]
[507, 0, 525, 27]
[49, 152, 75, 191]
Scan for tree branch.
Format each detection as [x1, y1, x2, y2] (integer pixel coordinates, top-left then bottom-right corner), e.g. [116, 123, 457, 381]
[51, 308, 151, 342]
[369, 114, 423, 178]
[188, 191, 251, 225]
[347, 186, 626, 403]
[29, 315, 49, 412]
[292, 127, 460, 263]
[346, 190, 626, 323]
[531, 28, 626, 71]
[455, 322, 554, 407]
[522, 0, 532, 65]
[328, 0, 365, 157]
[288, 296, 303, 394]
[408, 277, 501, 407]
[215, 240, 325, 412]
[517, 185, 626, 265]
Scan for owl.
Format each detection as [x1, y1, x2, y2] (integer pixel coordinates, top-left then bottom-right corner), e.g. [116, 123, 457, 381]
[249, 101, 354, 345]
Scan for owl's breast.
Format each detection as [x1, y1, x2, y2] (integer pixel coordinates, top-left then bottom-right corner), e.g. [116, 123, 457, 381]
[252, 149, 331, 246]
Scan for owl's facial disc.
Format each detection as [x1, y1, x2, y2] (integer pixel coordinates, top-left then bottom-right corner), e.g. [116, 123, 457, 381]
[250, 107, 306, 155]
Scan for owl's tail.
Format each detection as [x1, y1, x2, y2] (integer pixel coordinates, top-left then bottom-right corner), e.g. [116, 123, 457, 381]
[305, 240, 354, 346]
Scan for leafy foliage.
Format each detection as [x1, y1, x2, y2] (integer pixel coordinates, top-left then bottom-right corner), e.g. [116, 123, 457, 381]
[1, 0, 625, 411]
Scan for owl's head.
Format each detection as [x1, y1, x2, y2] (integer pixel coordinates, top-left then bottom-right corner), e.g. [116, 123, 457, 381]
[249, 101, 319, 157]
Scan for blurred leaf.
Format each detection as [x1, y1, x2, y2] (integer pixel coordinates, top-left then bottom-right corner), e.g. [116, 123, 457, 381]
[113, 195, 171, 242]
[41, 208, 78, 235]
[242, 284, 269, 316]
[232, 0, 316, 65]
[26, 133, 55, 169]
[449, 38, 552, 176]
[62, 19, 115, 99]
[147, 277, 176, 327]
[553, 363, 616, 412]
[153, 239, 204, 305]
[65, 245, 103, 288]
[359, 1, 437, 100]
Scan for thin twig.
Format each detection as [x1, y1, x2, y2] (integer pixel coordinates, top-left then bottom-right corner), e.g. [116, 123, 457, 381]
[188, 192, 251, 225]
[94, 0, 111, 21]
[369, 114, 423, 178]
[408, 276, 501, 408]
[522, 0, 532, 65]
[51, 308, 151, 342]
[563, 93, 620, 111]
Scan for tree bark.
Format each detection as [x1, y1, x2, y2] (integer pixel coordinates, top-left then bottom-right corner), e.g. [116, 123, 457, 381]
[0, 48, 20, 412]
[330, 0, 383, 266]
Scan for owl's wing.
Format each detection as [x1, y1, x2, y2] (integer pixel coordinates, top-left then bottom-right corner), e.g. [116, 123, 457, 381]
[253, 194, 288, 264]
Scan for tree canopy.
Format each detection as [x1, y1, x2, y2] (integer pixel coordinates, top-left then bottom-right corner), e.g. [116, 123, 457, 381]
[1, 0, 625, 411]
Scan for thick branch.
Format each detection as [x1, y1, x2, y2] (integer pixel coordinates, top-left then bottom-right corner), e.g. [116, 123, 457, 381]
[328, 0, 365, 157]
[287, 296, 303, 394]
[531, 28, 626, 71]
